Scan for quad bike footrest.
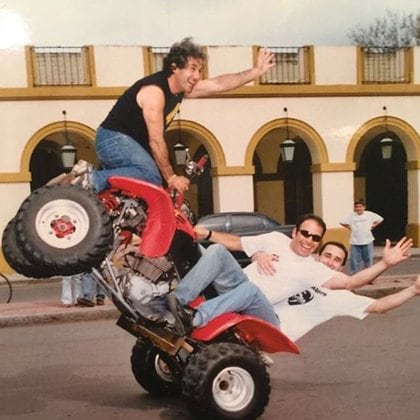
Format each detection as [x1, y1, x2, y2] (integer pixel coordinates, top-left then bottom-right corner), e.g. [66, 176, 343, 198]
[116, 315, 188, 355]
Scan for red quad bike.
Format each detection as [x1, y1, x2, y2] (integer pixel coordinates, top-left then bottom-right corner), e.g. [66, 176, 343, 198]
[2, 156, 300, 419]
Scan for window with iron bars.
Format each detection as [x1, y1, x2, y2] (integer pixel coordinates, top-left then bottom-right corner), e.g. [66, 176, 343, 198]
[148, 47, 171, 73]
[260, 47, 311, 85]
[30, 46, 92, 86]
[361, 47, 410, 84]
[146, 46, 208, 78]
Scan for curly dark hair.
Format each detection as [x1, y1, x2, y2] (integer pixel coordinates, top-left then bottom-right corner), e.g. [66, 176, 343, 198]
[162, 37, 206, 76]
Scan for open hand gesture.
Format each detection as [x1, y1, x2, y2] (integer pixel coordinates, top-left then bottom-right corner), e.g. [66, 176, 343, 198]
[255, 48, 276, 76]
[382, 237, 413, 267]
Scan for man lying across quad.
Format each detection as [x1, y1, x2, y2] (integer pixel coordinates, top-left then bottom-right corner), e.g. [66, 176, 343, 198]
[166, 213, 418, 342]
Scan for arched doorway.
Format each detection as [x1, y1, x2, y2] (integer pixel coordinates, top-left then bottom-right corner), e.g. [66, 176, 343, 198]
[277, 139, 313, 224]
[24, 120, 97, 192]
[357, 135, 407, 243]
[253, 134, 313, 224]
[165, 123, 213, 218]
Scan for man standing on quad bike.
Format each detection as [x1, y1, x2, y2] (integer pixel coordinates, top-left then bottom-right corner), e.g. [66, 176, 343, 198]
[55, 37, 275, 194]
[167, 214, 413, 335]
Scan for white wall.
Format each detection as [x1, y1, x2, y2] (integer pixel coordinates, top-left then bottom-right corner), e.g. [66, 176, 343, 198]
[93, 45, 145, 86]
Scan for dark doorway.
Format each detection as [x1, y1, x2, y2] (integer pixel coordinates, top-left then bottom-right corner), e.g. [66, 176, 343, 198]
[253, 138, 313, 225]
[29, 140, 63, 191]
[278, 139, 313, 224]
[357, 136, 407, 243]
[193, 145, 213, 217]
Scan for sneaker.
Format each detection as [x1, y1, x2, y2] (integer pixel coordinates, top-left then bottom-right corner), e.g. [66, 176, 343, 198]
[257, 351, 274, 367]
[71, 159, 93, 176]
[70, 172, 93, 190]
[96, 296, 105, 306]
[76, 297, 95, 307]
[46, 160, 93, 187]
[167, 294, 194, 336]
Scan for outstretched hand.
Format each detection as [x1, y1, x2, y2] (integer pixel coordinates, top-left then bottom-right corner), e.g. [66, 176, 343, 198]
[255, 48, 276, 76]
[382, 237, 413, 267]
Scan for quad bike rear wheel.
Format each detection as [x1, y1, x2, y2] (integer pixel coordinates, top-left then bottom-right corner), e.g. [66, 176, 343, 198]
[131, 340, 181, 397]
[182, 342, 270, 419]
[1, 217, 52, 278]
[15, 184, 113, 275]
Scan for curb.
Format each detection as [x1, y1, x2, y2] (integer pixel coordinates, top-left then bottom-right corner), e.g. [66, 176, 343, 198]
[354, 274, 417, 299]
[0, 302, 119, 328]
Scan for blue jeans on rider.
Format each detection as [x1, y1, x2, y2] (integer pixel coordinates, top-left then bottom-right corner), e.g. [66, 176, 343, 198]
[172, 244, 280, 328]
[92, 127, 162, 192]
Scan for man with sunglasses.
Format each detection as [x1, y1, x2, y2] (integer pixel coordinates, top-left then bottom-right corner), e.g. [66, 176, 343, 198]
[261, 239, 418, 342]
[167, 214, 412, 334]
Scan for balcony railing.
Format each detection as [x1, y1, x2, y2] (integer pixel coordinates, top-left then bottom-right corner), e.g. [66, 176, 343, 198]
[29, 46, 92, 86]
[259, 47, 311, 85]
[361, 46, 410, 84]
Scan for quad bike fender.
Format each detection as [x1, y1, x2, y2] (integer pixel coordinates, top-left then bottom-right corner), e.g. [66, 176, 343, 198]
[107, 177, 176, 257]
[191, 312, 300, 355]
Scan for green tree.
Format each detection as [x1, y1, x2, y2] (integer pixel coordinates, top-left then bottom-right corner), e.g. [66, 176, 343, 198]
[348, 10, 420, 47]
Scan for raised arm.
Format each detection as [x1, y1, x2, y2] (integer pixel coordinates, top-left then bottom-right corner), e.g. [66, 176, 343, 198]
[185, 48, 275, 98]
[323, 237, 413, 290]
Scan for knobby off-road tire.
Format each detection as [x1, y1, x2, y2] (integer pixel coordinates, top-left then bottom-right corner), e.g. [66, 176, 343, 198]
[182, 342, 270, 419]
[131, 340, 181, 397]
[15, 184, 113, 275]
[1, 217, 52, 278]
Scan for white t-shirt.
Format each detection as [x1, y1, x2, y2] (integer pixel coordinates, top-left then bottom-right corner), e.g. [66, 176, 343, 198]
[241, 232, 335, 305]
[275, 286, 374, 341]
[340, 211, 383, 245]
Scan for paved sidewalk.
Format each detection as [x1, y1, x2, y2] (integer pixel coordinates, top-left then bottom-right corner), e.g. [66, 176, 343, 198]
[0, 299, 119, 327]
[1, 272, 418, 328]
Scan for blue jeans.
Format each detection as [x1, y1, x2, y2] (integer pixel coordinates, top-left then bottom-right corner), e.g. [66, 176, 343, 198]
[80, 273, 105, 300]
[350, 242, 374, 274]
[172, 244, 279, 328]
[92, 127, 162, 192]
[61, 275, 82, 305]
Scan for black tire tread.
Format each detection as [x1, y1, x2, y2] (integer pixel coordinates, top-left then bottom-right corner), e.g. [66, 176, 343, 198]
[182, 342, 270, 419]
[1, 217, 52, 278]
[130, 340, 180, 397]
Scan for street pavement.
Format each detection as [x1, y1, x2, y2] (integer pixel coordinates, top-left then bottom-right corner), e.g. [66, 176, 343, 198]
[1, 247, 419, 328]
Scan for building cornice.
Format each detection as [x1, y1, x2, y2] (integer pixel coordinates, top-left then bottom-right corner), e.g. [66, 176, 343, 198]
[3, 83, 420, 101]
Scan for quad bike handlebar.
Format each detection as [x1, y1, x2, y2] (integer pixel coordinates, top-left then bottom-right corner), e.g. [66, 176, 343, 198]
[169, 154, 208, 208]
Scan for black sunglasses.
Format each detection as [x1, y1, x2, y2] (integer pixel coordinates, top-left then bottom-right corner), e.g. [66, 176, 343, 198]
[298, 229, 322, 243]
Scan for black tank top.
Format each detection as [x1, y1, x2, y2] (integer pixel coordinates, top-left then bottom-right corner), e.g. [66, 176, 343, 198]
[101, 71, 183, 154]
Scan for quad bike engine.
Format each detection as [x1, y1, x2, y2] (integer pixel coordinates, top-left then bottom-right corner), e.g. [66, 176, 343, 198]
[118, 253, 177, 321]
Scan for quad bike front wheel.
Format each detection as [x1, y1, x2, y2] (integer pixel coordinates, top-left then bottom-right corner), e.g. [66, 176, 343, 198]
[182, 342, 270, 419]
[15, 184, 113, 275]
[131, 340, 181, 397]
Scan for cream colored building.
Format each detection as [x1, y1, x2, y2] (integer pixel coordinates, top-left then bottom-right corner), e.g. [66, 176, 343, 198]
[1, 44, 419, 273]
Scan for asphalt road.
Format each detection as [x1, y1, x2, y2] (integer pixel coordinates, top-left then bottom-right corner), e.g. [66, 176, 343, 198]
[1, 300, 420, 420]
